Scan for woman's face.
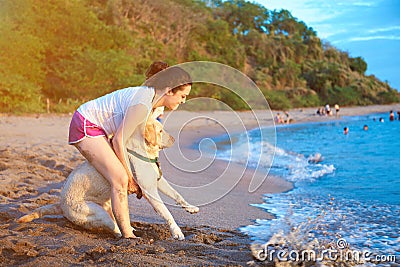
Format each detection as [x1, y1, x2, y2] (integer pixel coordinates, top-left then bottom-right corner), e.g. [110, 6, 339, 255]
[164, 84, 191, 110]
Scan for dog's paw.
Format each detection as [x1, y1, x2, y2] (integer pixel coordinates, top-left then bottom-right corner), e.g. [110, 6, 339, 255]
[114, 232, 123, 238]
[112, 226, 122, 238]
[183, 204, 199, 214]
[170, 225, 185, 241]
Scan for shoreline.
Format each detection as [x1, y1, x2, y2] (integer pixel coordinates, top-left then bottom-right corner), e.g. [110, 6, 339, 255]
[1, 103, 399, 266]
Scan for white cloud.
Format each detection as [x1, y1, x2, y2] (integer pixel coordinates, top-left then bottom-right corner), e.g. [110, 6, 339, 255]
[310, 24, 350, 39]
[337, 1, 377, 7]
[368, 26, 400, 34]
[352, 2, 375, 6]
[342, 25, 400, 43]
[348, 35, 400, 42]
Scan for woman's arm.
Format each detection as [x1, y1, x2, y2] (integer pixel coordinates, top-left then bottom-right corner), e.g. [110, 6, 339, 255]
[112, 104, 148, 193]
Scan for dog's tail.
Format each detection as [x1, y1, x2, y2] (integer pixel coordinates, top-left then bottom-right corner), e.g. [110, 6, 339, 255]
[17, 203, 62, 223]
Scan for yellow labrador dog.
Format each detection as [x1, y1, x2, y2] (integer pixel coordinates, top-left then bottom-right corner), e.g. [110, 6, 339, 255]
[18, 117, 199, 240]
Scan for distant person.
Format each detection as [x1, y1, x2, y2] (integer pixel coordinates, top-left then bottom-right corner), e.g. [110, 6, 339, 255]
[379, 117, 384, 122]
[325, 104, 331, 116]
[363, 125, 368, 131]
[343, 127, 349, 135]
[316, 107, 324, 116]
[308, 153, 323, 164]
[389, 110, 395, 121]
[284, 111, 291, 124]
[275, 113, 284, 124]
[334, 104, 340, 117]
[397, 111, 400, 120]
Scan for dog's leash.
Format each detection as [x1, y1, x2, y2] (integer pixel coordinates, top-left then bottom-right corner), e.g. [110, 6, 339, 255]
[127, 148, 162, 180]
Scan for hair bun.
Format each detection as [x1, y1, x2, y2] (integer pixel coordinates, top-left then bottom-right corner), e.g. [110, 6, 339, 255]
[145, 61, 169, 79]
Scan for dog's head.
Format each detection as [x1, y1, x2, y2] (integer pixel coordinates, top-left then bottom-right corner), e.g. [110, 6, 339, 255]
[144, 118, 175, 153]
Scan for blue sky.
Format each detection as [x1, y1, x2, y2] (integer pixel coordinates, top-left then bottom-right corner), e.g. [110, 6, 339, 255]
[256, 0, 400, 90]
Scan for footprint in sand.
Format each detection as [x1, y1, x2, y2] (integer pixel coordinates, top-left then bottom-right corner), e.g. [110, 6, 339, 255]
[39, 159, 57, 169]
[0, 162, 9, 171]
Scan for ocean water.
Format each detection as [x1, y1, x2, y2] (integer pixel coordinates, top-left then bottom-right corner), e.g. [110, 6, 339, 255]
[212, 113, 399, 264]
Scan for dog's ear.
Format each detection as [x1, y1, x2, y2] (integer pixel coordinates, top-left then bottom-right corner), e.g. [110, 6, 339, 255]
[144, 120, 157, 146]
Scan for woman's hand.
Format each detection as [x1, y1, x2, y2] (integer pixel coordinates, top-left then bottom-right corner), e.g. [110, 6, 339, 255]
[128, 175, 142, 199]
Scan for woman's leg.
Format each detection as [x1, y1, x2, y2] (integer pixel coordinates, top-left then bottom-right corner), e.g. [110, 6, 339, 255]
[74, 136, 135, 238]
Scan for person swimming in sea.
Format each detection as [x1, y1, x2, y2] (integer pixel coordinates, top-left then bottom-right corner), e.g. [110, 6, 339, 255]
[307, 153, 323, 164]
[389, 110, 395, 121]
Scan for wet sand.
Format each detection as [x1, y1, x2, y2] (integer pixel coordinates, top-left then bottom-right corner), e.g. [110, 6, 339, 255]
[0, 104, 398, 266]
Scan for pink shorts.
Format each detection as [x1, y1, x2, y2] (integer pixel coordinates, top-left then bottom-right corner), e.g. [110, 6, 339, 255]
[68, 111, 107, 144]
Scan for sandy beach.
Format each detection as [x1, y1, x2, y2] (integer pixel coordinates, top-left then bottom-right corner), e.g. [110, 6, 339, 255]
[1, 103, 399, 266]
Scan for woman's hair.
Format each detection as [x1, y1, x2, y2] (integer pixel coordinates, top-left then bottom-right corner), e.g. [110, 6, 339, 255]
[144, 62, 192, 93]
[145, 61, 169, 79]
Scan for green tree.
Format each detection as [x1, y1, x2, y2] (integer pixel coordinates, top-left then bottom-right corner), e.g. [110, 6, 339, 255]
[349, 56, 367, 74]
[0, 4, 45, 112]
[214, 0, 269, 35]
[196, 19, 245, 68]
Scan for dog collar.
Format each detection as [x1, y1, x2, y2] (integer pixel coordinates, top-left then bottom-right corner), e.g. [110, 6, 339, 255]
[127, 148, 158, 163]
[127, 148, 163, 181]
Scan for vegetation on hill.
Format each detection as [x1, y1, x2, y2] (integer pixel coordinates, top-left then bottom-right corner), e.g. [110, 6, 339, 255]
[1, 0, 398, 113]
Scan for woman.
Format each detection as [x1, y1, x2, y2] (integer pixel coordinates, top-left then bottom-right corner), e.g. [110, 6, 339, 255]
[68, 62, 191, 238]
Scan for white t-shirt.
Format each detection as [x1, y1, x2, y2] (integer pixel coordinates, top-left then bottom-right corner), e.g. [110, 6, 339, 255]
[77, 86, 155, 136]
